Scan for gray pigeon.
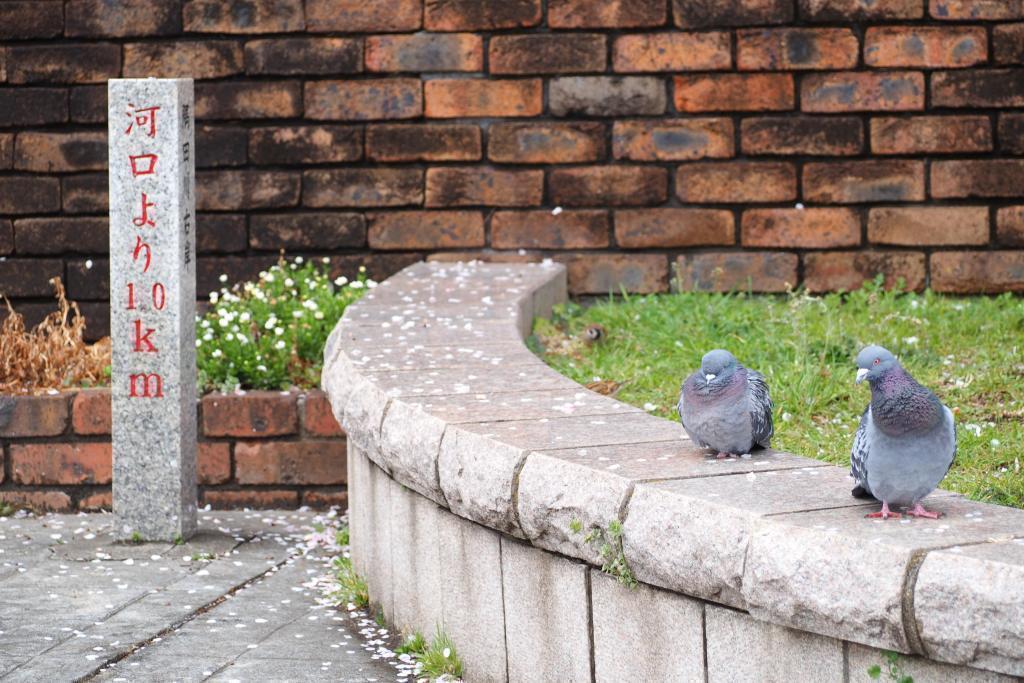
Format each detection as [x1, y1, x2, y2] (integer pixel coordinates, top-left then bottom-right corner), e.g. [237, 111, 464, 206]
[678, 349, 773, 458]
[850, 345, 956, 520]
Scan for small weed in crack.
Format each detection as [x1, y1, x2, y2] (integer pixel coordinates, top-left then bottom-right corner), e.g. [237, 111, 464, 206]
[573, 518, 638, 589]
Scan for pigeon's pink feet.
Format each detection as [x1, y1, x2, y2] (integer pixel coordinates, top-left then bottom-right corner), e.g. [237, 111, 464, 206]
[716, 452, 731, 460]
[906, 503, 942, 519]
[865, 502, 900, 520]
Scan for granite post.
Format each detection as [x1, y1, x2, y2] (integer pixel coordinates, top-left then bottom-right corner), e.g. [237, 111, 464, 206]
[108, 79, 197, 541]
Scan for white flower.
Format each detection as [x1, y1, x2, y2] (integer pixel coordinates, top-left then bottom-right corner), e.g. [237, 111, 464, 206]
[201, 320, 211, 329]
[285, 278, 294, 287]
[264, 273, 274, 282]
[903, 336, 919, 345]
[275, 341, 286, 350]
[237, 334, 248, 345]
[225, 333, 234, 341]
[203, 333, 213, 342]
[274, 327, 284, 335]
[334, 276, 348, 287]
[643, 402, 656, 412]
[991, 439, 1001, 447]
[295, 256, 304, 264]
[350, 281, 364, 290]
[85, 259, 94, 269]
[292, 310, 304, 318]
[256, 364, 267, 372]
[211, 349, 223, 358]
[314, 311, 324, 320]
[219, 274, 228, 283]
[321, 257, 330, 264]
[358, 265, 366, 273]
[195, 339, 202, 348]
[782, 411, 793, 422]
[210, 292, 219, 303]
[239, 312, 250, 323]
[218, 318, 229, 328]
[264, 318, 277, 330]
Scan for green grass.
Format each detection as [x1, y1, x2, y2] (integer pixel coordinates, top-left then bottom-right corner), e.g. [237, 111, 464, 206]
[331, 555, 370, 608]
[533, 281, 1024, 509]
[416, 627, 464, 681]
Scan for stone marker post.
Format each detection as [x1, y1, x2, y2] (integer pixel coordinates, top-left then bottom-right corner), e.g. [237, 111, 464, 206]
[108, 79, 197, 541]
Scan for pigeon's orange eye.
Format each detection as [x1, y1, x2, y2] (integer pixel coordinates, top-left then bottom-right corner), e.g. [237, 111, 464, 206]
[874, 358, 880, 365]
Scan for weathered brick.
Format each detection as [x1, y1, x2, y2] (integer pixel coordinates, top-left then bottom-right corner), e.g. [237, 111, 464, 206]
[675, 0, 791, 27]
[367, 124, 481, 162]
[303, 168, 423, 208]
[0, 177, 60, 215]
[550, 0, 666, 27]
[0, 2, 63, 40]
[996, 206, 1024, 245]
[488, 122, 606, 163]
[931, 0, 1024, 19]
[0, 135, 12, 169]
[491, 210, 609, 249]
[804, 160, 925, 203]
[566, 253, 668, 294]
[61, 174, 106, 214]
[67, 0, 180, 37]
[7, 44, 120, 84]
[14, 131, 106, 172]
[932, 69, 1024, 108]
[307, 0, 421, 31]
[612, 119, 733, 161]
[197, 256, 277, 295]
[801, 0, 923, 20]
[198, 214, 248, 253]
[250, 213, 365, 249]
[302, 490, 348, 509]
[368, 211, 484, 249]
[14, 218, 108, 255]
[868, 207, 989, 246]
[303, 390, 344, 437]
[196, 170, 301, 211]
[424, 0, 541, 30]
[196, 81, 301, 119]
[66, 258, 108, 300]
[676, 252, 798, 292]
[367, 33, 481, 72]
[305, 79, 422, 120]
[0, 49, 6, 82]
[804, 252, 926, 293]
[994, 23, 1024, 64]
[0, 394, 68, 437]
[0, 491, 72, 513]
[198, 442, 231, 485]
[613, 32, 730, 72]
[426, 168, 543, 207]
[741, 116, 862, 156]
[246, 38, 361, 75]
[931, 252, 1024, 293]
[235, 441, 346, 485]
[742, 208, 860, 248]
[202, 392, 298, 437]
[550, 77, 665, 116]
[865, 27, 986, 68]
[183, 0, 304, 33]
[69, 86, 106, 123]
[11, 443, 111, 485]
[550, 166, 668, 206]
[79, 492, 112, 511]
[248, 125, 361, 165]
[871, 116, 991, 154]
[674, 73, 794, 112]
[616, 209, 733, 248]
[491, 34, 605, 75]
[802, 72, 924, 112]
[738, 28, 858, 70]
[425, 79, 541, 118]
[676, 161, 796, 203]
[0, 88, 67, 126]
[932, 160, 1024, 198]
[203, 490, 299, 509]
[0, 220, 11, 255]
[329, 253, 425, 281]
[196, 125, 248, 168]
[124, 41, 243, 79]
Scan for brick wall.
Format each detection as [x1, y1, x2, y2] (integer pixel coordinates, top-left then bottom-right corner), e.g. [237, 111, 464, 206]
[0, 389, 348, 511]
[2, 0, 1024, 341]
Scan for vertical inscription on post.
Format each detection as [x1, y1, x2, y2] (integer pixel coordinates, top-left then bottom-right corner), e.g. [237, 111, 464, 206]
[109, 79, 197, 541]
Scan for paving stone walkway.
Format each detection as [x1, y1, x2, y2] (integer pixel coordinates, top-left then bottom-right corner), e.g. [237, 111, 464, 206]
[0, 510, 406, 682]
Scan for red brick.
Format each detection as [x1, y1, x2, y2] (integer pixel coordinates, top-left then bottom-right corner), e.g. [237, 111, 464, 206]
[565, 254, 669, 294]
[616, 209, 733, 248]
[865, 27, 985, 68]
[676, 252, 798, 292]
[932, 69, 1024, 108]
[491, 34, 605, 75]
[804, 252, 926, 293]
[197, 170, 300, 211]
[367, 34, 481, 72]
[124, 41, 242, 79]
[931, 0, 1024, 19]
[742, 208, 860, 248]
[425, 79, 542, 118]
[0, 259, 63, 297]
[868, 207, 989, 246]
[0, 394, 68, 437]
[14, 217, 107, 255]
[307, 0, 421, 31]
[69, 86, 106, 123]
[67, 0, 180, 37]
[183, 0, 304, 33]
[803, 160, 925, 203]
[674, 73, 794, 112]
[0, 491, 72, 513]
[871, 116, 991, 154]
[236, 441, 345, 485]
[0, 88, 67, 127]
[202, 392, 299, 437]
[0, 220, 11, 255]
[491, 211, 609, 249]
[676, 162, 796, 203]
[801, 0, 923, 20]
[368, 212, 484, 249]
[197, 125, 248, 168]
[250, 213, 365, 250]
[994, 24, 1024, 64]
[932, 160, 1024, 198]
[196, 81, 301, 120]
[0, 2, 63, 40]
[11, 443, 111, 485]
[613, 119, 733, 161]
[66, 258, 108, 300]
[203, 490, 299, 509]
[13, 132, 106, 173]
[197, 256, 277, 295]
[931, 252, 1024, 293]
[675, 0, 792, 27]
[551, 0, 665, 27]
[550, 166, 668, 207]
[426, 168, 543, 207]
[198, 442, 232, 485]
[305, 79, 422, 120]
[741, 116, 862, 156]
[0, 135, 12, 170]
[302, 490, 349, 509]
[248, 126, 361, 165]
[613, 32, 730, 72]
[246, 37, 361, 75]
[61, 175, 107, 214]
[79, 492, 111, 511]
[425, 0, 541, 30]
[303, 168, 423, 208]
[7, 44, 120, 84]
[0, 49, 6, 82]
[996, 206, 1024, 246]
[198, 214, 248, 253]
[368, 124, 481, 162]
[803, 72, 924, 112]
[489, 123, 605, 164]
[738, 28, 858, 70]
[303, 390, 344, 437]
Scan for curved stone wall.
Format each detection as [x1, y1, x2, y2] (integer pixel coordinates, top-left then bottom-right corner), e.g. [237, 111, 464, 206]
[323, 261, 1024, 682]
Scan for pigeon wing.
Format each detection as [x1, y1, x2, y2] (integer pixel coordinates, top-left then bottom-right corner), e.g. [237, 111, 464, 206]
[747, 369, 774, 448]
[677, 373, 704, 447]
[850, 406, 873, 498]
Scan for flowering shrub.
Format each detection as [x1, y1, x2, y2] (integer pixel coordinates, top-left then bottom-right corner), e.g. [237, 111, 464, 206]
[196, 257, 373, 391]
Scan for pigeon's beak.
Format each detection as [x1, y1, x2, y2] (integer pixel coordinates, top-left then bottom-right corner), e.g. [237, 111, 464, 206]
[856, 368, 869, 384]
[705, 373, 716, 383]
